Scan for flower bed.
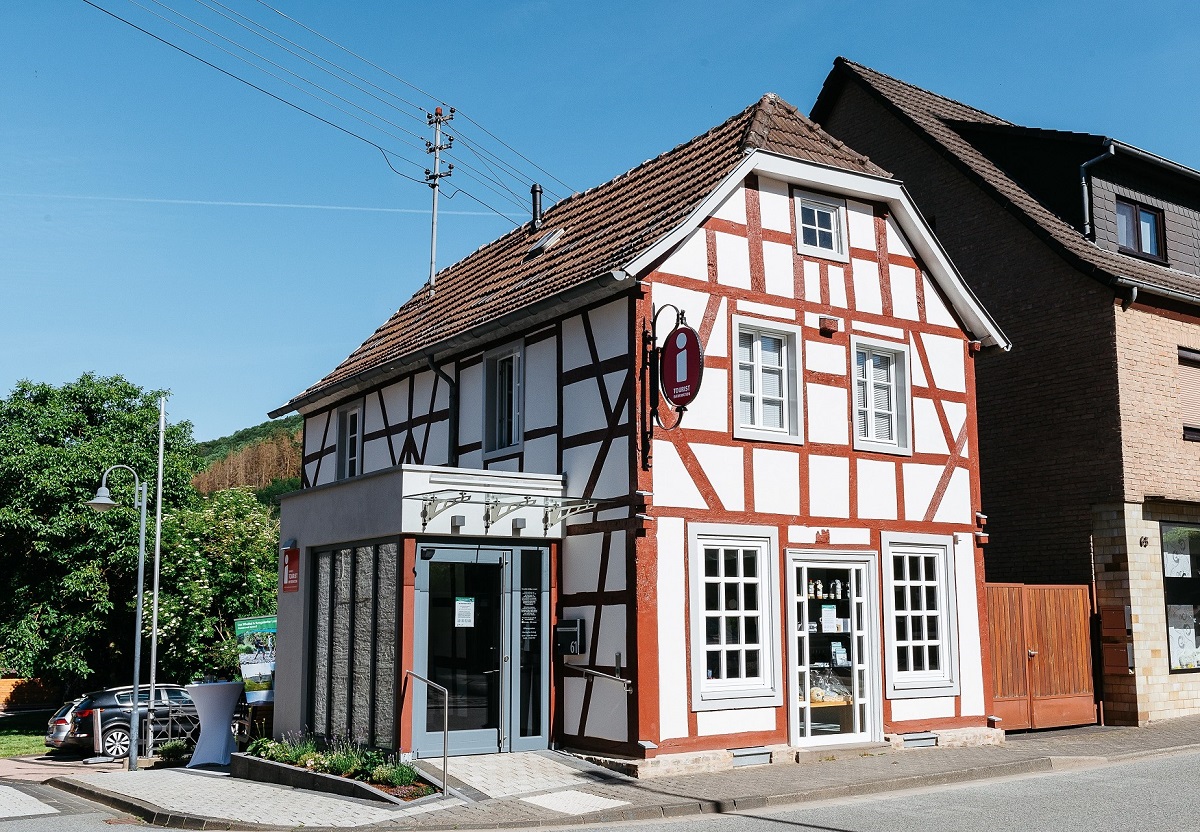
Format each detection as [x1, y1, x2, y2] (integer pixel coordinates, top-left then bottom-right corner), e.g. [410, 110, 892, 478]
[236, 736, 434, 803]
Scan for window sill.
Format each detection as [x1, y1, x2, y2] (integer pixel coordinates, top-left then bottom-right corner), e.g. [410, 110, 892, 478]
[853, 437, 913, 457]
[734, 425, 804, 446]
[693, 687, 783, 711]
[796, 243, 849, 264]
[1116, 245, 1169, 266]
[886, 680, 959, 700]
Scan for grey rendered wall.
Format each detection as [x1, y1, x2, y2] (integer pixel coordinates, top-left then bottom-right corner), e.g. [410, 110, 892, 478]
[1092, 178, 1200, 276]
[274, 467, 406, 736]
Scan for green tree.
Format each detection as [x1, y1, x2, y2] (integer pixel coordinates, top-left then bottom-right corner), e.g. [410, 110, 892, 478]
[153, 488, 278, 683]
[0, 374, 199, 686]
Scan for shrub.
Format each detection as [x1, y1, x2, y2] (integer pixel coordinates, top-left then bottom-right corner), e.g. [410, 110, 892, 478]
[370, 762, 418, 787]
[308, 737, 384, 780]
[157, 739, 191, 762]
[247, 734, 318, 767]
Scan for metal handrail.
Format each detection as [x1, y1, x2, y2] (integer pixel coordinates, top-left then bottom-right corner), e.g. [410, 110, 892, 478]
[405, 670, 449, 798]
[564, 665, 633, 692]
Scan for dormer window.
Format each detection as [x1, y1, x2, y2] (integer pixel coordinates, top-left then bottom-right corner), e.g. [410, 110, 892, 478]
[794, 190, 849, 262]
[1116, 198, 1165, 261]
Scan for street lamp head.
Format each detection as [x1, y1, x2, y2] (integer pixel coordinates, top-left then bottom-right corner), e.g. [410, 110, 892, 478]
[86, 486, 118, 512]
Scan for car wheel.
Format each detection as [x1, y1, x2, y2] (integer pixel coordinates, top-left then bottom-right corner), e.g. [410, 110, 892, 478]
[102, 727, 131, 758]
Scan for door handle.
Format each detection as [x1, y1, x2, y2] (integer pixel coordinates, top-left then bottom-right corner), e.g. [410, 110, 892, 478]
[1028, 649, 1038, 658]
[482, 669, 500, 675]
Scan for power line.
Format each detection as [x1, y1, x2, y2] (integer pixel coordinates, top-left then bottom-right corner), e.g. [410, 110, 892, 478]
[252, 0, 576, 194]
[80, 0, 428, 185]
[133, 0, 431, 147]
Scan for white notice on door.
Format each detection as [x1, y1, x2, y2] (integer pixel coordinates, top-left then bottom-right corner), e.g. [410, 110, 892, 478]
[455, 597, 475, 628]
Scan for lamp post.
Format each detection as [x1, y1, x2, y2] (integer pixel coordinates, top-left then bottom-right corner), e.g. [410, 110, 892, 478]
[87, 465, 148, 772]
[147, 396, 166, 757]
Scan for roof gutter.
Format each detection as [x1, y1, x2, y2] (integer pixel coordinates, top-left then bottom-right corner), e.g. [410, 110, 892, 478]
[1080, 140, 1115, 238]
[1112, 274, 1200, 310]
[269, 269, 635, 418]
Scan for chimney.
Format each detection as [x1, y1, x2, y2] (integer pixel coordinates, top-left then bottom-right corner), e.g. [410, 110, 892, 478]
[531, 183, 543, 230]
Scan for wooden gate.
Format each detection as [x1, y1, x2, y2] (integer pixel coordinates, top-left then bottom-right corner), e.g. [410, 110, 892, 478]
[985, 584, 1097, 730]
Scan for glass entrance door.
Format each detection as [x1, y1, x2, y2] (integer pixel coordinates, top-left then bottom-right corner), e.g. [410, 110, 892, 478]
[413, 546, 549, 757]
[786, 554, 878, 746]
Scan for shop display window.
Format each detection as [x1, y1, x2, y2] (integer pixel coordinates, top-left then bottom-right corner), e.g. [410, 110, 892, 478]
[1161, 523, 1200, 672]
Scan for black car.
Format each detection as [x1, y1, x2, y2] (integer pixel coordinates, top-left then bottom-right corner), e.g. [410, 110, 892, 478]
[64, 684, 199, 758]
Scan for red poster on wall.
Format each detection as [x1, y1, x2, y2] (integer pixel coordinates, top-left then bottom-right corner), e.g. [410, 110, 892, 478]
[282, 547, 300, 593]
[660, 324, 704, 408]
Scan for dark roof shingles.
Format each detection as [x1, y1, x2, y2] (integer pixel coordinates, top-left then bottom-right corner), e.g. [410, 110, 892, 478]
[827, 58, 1200, 299]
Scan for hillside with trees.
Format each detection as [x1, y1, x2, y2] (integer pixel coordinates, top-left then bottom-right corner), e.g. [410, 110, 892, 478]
[193, 415, 302, 501]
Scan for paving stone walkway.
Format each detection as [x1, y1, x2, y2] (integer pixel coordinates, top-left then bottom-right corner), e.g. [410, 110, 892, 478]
[41, 715, 1200, 831]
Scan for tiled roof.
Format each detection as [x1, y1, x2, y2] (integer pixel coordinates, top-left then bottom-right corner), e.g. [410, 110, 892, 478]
[277, 94, 885, 414]
[813, 58, 1200, 301]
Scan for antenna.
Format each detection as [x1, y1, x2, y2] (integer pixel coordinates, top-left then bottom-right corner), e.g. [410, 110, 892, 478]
[425, 106, 454, 297]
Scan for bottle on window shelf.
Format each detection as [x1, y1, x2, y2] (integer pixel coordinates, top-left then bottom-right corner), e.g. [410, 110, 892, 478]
[833, 579, 842, 600]
[814, 580, 823, 600]
[808, 579, 815, 599]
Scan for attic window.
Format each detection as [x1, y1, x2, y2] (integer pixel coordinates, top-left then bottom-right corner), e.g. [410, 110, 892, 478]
[1116, 199, 1165, 262]
[529, 228, 565, 255]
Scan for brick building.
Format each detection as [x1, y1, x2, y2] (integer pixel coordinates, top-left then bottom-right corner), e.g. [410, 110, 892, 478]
[813, 58, 1200, 724]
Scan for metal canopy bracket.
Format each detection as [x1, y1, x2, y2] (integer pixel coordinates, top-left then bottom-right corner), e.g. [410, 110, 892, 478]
[484, 496, 535, 531]
[406, 490, 602, 534]
[419, 491, 471, 532]
[543, 498, 598, 534]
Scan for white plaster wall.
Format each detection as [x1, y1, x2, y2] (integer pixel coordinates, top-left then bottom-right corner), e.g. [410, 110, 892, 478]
[362, 438, 392, 474]
[758, 177, 791, 232]
[851, 259, 883, 315]
[890, 264, 920, 321]
[908, 335, 930, 388]
[920, 333, 966, 392]
[424, 420, 449, 466]
[933, 467, 972, 524]
[305, 413, 330, 457]
[560, 314, 592, 373]
[652, 283, 712, 327]
[715, 232, 751, 289]
[523, 338, 557, 431]
[661, 229, 708, 281]
[753, 448, 800, 516]
[411, 370, 437, 416]
[562, 377, 608, 435]
[657, 517, 690, 740]
[588, 300, 629, 361]
[691, 443, 745, 512]
[713, 184, 747, 224]
[486, 456, 520, 472]
[829, 528, 871, 544]
[380, 378, 409, 428]
[806, 384, 849, 446]
[522, 435, 556, 475]
[828, 265, 848, 308]
[922, 276, 957, 327]
[563, 533, 604, 595]
[885, 217, 913, 258]
[808, 456, 849, 518]
[803, 261, 821, 303]
[913, 398, 950, 455]
[563, 677, 586, 734]
[582, 679, 630, 742]
[696, 707, 776, 736]
[846, 200, 875, 250]
[902, 463, 943, 521]
[737, 299, 794, 320]
[580, 435, 629, 499]
[683, 368, 728, 434]
[651, 440, 707, 509]
[762, 240, 794, 298]
[457, 363, 483, 446]
[942, 400, 967, 445]
[889, 696, 956, 722]
[857, 459, 897, 520]
[603, 371, 628, 415]
[853, 321, 904, 340]
[953, 532, 986, 717]
[805, 341, 846, 376]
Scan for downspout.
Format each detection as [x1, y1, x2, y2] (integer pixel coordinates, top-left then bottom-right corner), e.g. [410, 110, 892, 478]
[426, 355, 459, 466]
[1080, 140, 1115, 239]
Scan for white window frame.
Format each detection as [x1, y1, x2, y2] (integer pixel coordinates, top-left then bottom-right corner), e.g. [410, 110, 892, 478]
[483, 341, 523, 457]
[880, 532, 959, 698]
[850, 335, 912, 457]
[336, 403, 363, 480]
[688, 523, 783, 710]
[794, 189, 849, 263]
[732, 315, 803, 446]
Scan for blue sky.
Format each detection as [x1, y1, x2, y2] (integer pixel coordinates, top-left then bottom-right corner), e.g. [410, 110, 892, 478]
[3, 1, 1197, 440]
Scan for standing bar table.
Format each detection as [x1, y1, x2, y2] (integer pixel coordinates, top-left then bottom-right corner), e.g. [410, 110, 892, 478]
[186, 681, 243, 767]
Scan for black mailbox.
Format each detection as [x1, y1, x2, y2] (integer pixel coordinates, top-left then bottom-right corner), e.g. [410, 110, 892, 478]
[555, 619, 586, 655]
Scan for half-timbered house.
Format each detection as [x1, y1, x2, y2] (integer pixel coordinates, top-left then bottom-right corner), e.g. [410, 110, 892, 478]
[270, 93, 1010, 766]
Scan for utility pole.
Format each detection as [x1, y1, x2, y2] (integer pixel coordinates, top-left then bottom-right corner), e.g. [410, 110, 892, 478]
[425, 106, 454, 297]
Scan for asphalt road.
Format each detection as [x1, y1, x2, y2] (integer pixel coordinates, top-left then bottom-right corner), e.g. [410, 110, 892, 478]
[570, 749, 1200, 832]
